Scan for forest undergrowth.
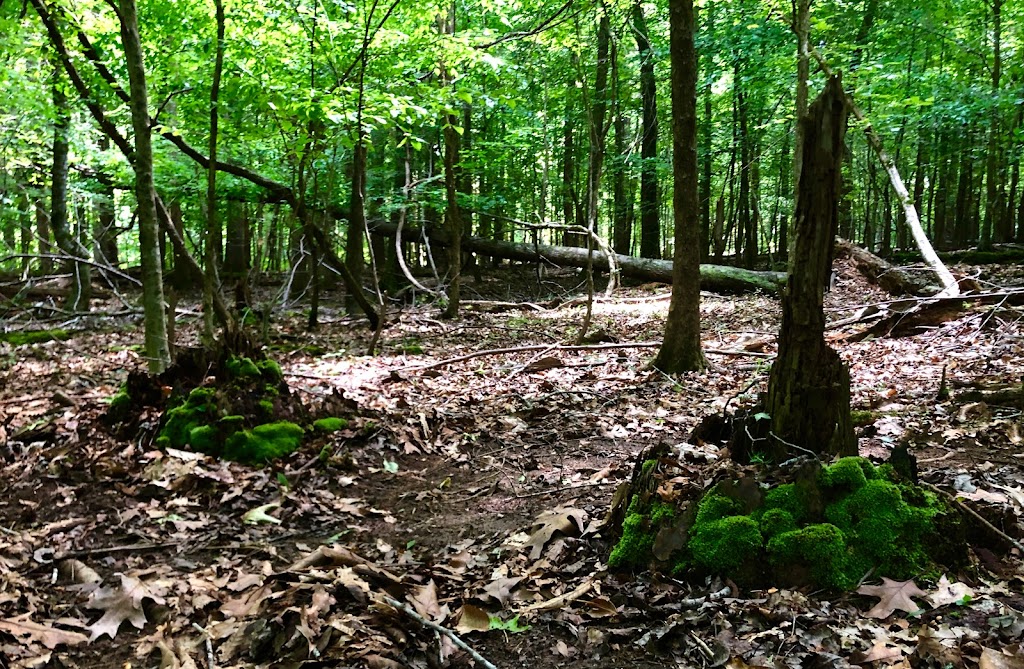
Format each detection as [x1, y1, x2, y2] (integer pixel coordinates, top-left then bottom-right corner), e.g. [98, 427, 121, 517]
[0, 259, 1022, 668]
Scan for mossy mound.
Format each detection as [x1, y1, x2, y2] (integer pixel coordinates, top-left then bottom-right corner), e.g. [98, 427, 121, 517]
[106, 345, 314, 465]
[608, 455, 967, 591]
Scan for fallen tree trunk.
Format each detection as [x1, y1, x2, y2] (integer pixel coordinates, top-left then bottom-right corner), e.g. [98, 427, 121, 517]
[369, 221, 786, 295]
[835, 238, 941, 296]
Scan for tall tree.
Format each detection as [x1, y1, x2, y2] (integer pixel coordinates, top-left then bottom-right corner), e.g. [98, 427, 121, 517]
[633, 0, 660, 259]
[654, 0, 704, 373]
[119, 0, 171, 373]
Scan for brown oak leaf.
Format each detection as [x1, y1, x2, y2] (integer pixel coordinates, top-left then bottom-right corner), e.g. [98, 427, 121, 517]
[857, 578, 929, 619]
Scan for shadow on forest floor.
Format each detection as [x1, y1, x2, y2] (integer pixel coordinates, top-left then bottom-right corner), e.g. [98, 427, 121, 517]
[0, 260, 1022, 668]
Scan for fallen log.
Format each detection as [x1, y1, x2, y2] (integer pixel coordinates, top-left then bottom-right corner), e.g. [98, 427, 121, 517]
[835, 238, 941, 296]
[370, 221, 786, 295]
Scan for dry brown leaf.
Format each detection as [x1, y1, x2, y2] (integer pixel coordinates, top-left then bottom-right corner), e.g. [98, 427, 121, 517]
[87, 574, 166, 641]
[857, 578, 928, 619]
[979, 646, 1024, 669]
[482, 576, 523, 605]
[408, 580, 447, 622]
[0, 614, 88, 649]
[925, 575, 974, 608]
[848, 640, 903, 664]
[455, 603, 491, 633]
[525, 506, 587, 560]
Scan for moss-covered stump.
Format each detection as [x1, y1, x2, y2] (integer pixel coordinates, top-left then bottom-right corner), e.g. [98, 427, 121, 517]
[105, 346, 314, 465]
[607, 452, 968, 591]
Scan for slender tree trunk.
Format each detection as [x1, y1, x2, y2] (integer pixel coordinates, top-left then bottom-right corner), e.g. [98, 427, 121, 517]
[203, 0, 227, 342]
[35, 201, 52, 275]
[49, 68, 91, 311]
[982, 0, 1003, 248]
[119, 0, 171, 373]
[654, 0, 704, 373]
[634, 0, 660, 259]
[611, 40, 631, 256]
[562, 85, 577, 244]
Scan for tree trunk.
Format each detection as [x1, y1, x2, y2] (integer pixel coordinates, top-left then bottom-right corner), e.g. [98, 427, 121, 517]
[611, 40, 631, 256]
[765, 76, 855, 460]
[203, 0, 228, 341]
[49, 68, 91, 311]
[981, 0, 1002, 249]
[119, 0, 171, 373]
[653, 0, 704, 373]
[699, 2, 714, 262]
[634, 0, 660, 260]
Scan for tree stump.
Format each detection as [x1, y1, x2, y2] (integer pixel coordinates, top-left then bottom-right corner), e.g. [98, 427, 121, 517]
[764, 76, 855, 461]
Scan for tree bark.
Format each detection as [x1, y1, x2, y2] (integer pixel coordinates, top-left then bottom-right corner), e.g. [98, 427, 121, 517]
[765, 76, 855, 460]
[49, 68, 91, 311]
[653, 0, 704, 373]
[981, 0, 1003, 248]
[119, 0, 172, 373]
[203, 0, 228, 341]
[633, 1, 660, 260]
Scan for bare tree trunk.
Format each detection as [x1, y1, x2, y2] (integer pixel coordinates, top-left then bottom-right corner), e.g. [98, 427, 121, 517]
[654, 0, 704, 373]
[982, 0, 1003, 248]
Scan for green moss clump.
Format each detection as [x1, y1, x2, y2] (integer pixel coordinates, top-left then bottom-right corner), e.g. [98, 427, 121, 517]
[825, 479, 935, 580]
[399, 344, 424, 355]
[694, 493, 739, 526]
[762, 484, 809, 524]
[689, 515, 763, 578]
[851, 410, 879, 427]
[106, 386, 133, 423]
[0, 329, 70, 346]
[257, 359, 283, 383]
[223, 421, 304, 464]
[768, 523, 852, 590]
[258, 399, 275, 417]
[188, 425, 220, 453]
[608, 497, 676, 568]
[313, 417, 348, 433]
[225, 356, 261, 379]
[820, 456, 876, 492]
[759, 508, 797, 539]
[157, 387, 219, 448]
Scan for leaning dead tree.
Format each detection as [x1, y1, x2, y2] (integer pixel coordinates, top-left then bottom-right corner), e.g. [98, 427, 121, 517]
[764, 76, 856, 461]
[370, 221, 786, 295]
[811, 47, 959, 298]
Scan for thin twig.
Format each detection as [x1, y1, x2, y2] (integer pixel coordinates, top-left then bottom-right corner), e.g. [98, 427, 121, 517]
[380, 595, 498, 669]
[513, 480, 618, 499]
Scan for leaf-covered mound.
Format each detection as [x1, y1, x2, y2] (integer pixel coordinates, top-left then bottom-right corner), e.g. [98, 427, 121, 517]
[106, 346, 315, 465]
[608, 453, 968, 591]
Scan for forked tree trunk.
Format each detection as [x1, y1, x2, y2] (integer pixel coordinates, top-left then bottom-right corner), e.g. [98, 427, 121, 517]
[765, 76, 855, 460]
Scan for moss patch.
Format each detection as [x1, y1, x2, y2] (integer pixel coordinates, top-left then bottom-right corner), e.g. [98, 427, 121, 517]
[313, 417, 348, 433]
[0, 329, 70, 346]
[609, 456, 964, 591]
[223, 421, 305, 464]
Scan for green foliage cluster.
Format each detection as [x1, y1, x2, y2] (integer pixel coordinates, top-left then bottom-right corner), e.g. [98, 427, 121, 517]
[608, 457, 960, 591]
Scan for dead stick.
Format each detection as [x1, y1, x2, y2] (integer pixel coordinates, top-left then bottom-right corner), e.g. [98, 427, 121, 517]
[923, 482, 1024, 552]
[380, 595, 498, 669]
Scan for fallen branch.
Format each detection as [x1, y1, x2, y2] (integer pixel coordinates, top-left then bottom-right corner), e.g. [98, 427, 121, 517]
[411, 342, 773, 372]
[516, 575, 597, 615]
[379, 594, 498, 669]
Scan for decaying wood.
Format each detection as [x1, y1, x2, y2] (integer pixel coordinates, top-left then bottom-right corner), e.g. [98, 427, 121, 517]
[764, 75, 856, 461]
[835, 238, 941, 296]
[370, 221, 786, 295]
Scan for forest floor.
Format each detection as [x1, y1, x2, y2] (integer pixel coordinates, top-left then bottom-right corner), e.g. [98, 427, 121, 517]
[0, 257, 1023, 669]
